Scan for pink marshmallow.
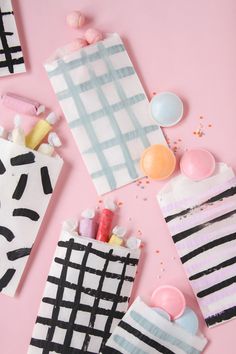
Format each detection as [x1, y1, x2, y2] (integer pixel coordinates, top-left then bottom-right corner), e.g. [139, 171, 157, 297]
[66, 11, 85, 29]
[66, 38, 88, 53]
[85, 28, 103, 44]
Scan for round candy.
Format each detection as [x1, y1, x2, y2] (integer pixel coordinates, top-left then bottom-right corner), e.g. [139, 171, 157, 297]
[150, 92, 184, 127]
[66, 11, 85, 29]
[140, 144, 176, 180]
[174, 307, 199, 335]
[85, 28, 103, 44]
[180, 148, 215, 181]
[65, 38, 88, 53]
[152, 307, 171, 321]
[151, 285, 186, 320]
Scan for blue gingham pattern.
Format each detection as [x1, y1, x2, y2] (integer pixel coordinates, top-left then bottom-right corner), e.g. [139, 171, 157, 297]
[45, 33, 166, 195]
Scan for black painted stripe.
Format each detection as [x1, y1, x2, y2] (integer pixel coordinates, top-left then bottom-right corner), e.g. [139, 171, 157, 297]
[0, 56, 24, 69]
[58, 240, 139, 266]
[12, 174, 28, 200]
[206, 305, 236, 327]
[30, 338, 94, 353]
[102, 346, 122, 354]
[0, 226, 15, 242]
[7, 247, 31, 261]
[43, 238, 74, 353]
[189, 256, 236, 281]
[55, 256, 134, 282]
[0, 45, 22, 54]
[40, 166, 53, 195]
[36, 315, 105, 339]
[10, 152, 35, 166]
[119, 320, 174, 354]
[165, 186, 236, 223]
[0, 158, 6, 174]
[47, 275, 129, 303]
[13, 208, 40, 221]
[181, 232, 236, 263]
[197, 275, 236, 298]
[42, 296, 125, 320]
[172, 209, 236, 243]
[0, 269, 16, 291]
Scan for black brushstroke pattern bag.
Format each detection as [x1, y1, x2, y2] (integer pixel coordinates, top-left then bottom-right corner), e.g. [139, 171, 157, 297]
[28, 226, 140, 354]
[0, 138, 63, 297]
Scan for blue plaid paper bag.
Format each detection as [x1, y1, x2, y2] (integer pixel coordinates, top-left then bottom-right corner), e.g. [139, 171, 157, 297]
[45, 33, 166, 195]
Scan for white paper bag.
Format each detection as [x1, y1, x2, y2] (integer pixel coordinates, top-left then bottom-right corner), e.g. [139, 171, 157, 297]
[29, 228, 140, 353]
[0, 0, 26, 76]
[157, 163, 236, 328]
[45, 33, 166, 195]
[102, 297, 207, 354]
[0, 139, 63, 297]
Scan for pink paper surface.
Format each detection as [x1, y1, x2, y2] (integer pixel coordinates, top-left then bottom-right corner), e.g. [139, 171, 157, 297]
[0, 0, 236, 353]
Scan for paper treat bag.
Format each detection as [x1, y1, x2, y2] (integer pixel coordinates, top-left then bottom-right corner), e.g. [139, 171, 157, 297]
[102, 297, 207, 354]
[0, 139, 63, 297]
[0, 0, 26, 76]
[45, 33, 167, 195]
[29, 227, 140, 353]
[157, 163, 236, 328]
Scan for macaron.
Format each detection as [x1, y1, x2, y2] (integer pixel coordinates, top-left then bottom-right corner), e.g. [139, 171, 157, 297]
[180, 148, 216, 181]
[140, 144, 176, 180]
[174, 307, 199, 334]
[151, 285, 186, 320]
[150, 92, 184, 127]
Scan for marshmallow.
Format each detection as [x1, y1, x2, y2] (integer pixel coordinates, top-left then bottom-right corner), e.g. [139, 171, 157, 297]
[85, 28, 103, 44]
[66, 11, 85, 29]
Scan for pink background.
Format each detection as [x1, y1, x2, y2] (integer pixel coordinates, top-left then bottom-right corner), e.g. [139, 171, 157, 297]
[0, 0, 236, 352]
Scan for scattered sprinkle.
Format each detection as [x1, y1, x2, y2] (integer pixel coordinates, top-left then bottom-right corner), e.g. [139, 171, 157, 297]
[156, 250, 160, 254]
[143, 198, 148, 201]
[161, 268, 165, 272]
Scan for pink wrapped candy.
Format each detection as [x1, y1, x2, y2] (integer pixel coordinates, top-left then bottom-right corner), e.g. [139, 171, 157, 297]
[85, 28, 103, 44]
[66, 11, 85, 29]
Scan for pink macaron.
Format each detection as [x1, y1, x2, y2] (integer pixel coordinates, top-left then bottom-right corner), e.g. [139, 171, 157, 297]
[66, 11, 85, 29]
[180, 148, 216, 181]
[85, 28, 103, 44]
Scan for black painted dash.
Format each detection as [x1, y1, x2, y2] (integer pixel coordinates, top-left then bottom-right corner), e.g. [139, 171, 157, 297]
[12, 174, 28, 200]
[0, 269, 16, 291]
[0, 158, 6, 174]
[7, 247, 31, 261]
[13, 208, 40, 221]
[10, 152, 35, 166]
[40, 166, 53, 195]
[0, 226, 15, 242]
